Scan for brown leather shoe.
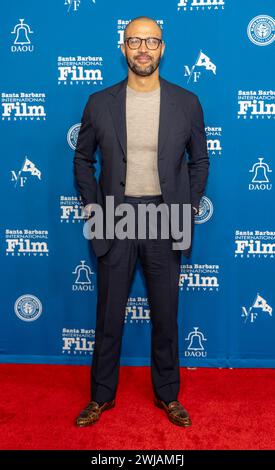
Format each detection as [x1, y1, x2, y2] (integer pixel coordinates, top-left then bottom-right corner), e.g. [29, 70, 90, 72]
[75, 400, 115, 427]
[154, 398, 192, 427]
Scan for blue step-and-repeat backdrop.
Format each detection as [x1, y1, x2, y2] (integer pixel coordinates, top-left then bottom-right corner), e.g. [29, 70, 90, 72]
[1, 1, 274, 367]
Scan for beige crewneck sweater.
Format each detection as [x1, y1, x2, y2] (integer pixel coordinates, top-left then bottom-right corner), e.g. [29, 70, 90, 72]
[125, 84, 162, 196]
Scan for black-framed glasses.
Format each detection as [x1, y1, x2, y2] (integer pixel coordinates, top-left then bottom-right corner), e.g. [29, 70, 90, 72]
[124, 37, 162, 50]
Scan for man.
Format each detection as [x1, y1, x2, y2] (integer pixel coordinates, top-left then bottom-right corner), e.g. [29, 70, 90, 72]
[74, 16, 209, 428]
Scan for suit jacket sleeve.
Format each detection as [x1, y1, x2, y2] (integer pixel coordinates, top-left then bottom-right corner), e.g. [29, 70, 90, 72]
[186, 95, 210, 212]
[73, 95, 98, 207]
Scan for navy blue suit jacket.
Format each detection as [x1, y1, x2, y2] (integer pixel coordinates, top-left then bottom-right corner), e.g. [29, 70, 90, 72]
[73, 75, 210, 258]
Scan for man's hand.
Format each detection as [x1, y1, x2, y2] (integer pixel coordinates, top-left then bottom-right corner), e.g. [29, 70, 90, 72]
[82, 203, 93, 218]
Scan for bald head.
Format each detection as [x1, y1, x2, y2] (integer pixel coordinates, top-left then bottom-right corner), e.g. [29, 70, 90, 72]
[124, 16, 162, 42]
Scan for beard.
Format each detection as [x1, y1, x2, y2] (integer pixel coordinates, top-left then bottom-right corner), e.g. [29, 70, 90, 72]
[125, 51, 162, 77]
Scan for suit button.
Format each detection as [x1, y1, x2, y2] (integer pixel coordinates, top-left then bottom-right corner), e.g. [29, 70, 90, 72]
[122, 157, 126, 163]
[120, 181, 125, 186]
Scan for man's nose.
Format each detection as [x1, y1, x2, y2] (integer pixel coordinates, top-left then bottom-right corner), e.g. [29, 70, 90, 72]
[138, 40, 148, 52]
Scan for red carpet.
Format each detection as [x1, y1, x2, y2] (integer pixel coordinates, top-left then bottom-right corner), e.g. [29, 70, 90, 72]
[0, 364, 274, 450]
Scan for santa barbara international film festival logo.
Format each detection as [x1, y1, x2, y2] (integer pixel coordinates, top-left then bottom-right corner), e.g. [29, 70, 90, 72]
[14, 295, 42, 322]
[206, 126, 223, 157]
[247, 15, 275, 46]
[72, 260, 95, 292]
[179, 264, 220, 292]
[248, 157, 272, 191]
[11, 156, 42, 188]
[241, 293, 272, 324]
[64, 0, 96, 13]
[67, 124, 80, 150]
[184, 327, 207, 358]
[125, 297, 151, 324]
[235, 230, 275, 258]
[62, 328, 95, 356]
[237, 90, 275, 120]
[5, 229, 49, 256]
[11, 19, 34, 53]
[177, 0, 225, 12]
[1, 93, 47, 121]
[60, 196, 87, 223]
[117, 19, 164, 47]
[57, 56, 103, 86]
[184, 50, 216, 83]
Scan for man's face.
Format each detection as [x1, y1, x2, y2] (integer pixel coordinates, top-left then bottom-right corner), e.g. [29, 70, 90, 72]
[121, 21, 165, 77]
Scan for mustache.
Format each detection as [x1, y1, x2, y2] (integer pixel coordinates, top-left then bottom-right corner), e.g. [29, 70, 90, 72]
[136, 55, 151, 59]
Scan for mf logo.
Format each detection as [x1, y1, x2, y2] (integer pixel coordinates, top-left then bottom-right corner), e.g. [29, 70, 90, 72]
[64, 0, 96, 13]
[184, 50, 216, 83]
[11, 156, 41, 187]
[241, 293, 272, 323]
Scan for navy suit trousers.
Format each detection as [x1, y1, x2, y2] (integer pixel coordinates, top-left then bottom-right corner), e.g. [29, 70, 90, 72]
[91, 194, 182, 403]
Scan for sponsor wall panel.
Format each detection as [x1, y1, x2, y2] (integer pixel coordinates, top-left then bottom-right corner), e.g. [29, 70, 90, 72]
[0, 0, 274, 366]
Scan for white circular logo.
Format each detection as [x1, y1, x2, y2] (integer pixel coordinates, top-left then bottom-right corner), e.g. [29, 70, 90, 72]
[67, 123, 81, 150]
[195, 196, 213, 224]
[14, 294, 43, 322]
[247, 15, 275, 46]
